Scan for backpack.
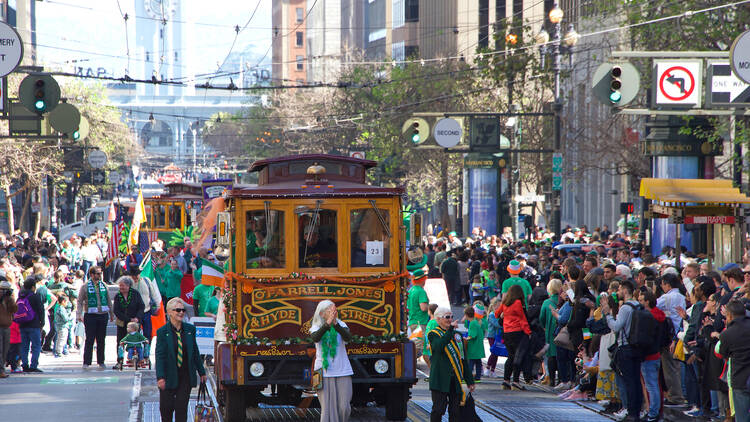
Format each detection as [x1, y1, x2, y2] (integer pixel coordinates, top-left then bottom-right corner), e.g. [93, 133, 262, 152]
[658, 316, 675, 349]
[623, 302, 657, 352]
[14, 295, 36, 323]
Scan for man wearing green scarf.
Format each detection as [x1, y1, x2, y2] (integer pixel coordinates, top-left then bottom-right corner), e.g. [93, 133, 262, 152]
[428, 307, 474, 422]
[76, 266, 114, 369]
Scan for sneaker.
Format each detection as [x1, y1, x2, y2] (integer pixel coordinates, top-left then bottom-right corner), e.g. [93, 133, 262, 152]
[82, 364, 90, 369]
[613, 408, 628, 421]
[554, 381, 571, 391]
[11, 368, 22, 374]
[98, 364, 106, 369]
[482, 368, 490, 377]
[501, 381, 511, 390]
[53, 353, 61, 358]
[28, 368, 43, 373]
[511, 381, 526, 391]
[564, 390, 589, 401]
[664, 398, 688, 407]
[21, 366, 29, 373]
[683, 407, 703, 417]
[597, 400, 611, 407]
[644, 416, 660, 422]
[474, 378, 482, 383]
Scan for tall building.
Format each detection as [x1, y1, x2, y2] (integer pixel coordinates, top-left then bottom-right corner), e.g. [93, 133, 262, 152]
[272, 0, 307, 84]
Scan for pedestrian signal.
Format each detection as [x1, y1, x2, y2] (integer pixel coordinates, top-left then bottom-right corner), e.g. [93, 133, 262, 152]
[620, 202, 634, 214]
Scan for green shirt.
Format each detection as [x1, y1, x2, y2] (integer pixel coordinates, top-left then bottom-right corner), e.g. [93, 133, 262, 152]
[423, 319, 439, 357]
[501, 276, 532, 307]
[407, 285, 429, 326]
[192, 283, 215, 317]
[156, 268, 183, 299]
[205, 296, 219, 316]
[466, 319, 486, 360]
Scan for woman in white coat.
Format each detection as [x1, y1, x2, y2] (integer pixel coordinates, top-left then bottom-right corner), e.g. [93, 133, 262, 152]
[310, 300, 353, 422]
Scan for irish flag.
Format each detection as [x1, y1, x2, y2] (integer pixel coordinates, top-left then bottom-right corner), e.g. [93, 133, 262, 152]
[201, 258, 225, 286]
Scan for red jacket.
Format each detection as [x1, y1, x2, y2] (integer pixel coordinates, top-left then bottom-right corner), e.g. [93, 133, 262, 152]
[495, 299, 530, 335]
[645, 307, 666, 361]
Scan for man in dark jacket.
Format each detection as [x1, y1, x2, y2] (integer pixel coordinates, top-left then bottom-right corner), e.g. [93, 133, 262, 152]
[18, 276, 45, 372]
[0, 277, 18, 378]
[718, 300, 750, 422]
[440, 251, 460, 306]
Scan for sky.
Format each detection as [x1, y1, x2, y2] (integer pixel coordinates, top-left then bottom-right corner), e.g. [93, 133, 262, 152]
[33, 0, 272, 83]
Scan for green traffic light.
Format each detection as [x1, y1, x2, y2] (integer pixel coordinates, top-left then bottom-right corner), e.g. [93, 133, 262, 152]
[411, 131, 420, 143]
[34, 100, 46, 111]
[609, 91, 622, 103]
[72, 130, 80, 141]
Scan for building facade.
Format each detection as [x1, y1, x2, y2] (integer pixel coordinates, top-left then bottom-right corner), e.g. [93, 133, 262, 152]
[272, 0, 307, 84]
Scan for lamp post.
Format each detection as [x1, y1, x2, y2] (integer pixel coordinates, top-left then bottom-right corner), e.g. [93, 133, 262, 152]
[538, 3, 578, 237]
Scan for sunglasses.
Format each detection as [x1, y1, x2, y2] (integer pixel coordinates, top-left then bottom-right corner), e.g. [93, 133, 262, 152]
[173, 308, 186, 313]
[441, 315, 453, 319]
[92, 272, 102, 275]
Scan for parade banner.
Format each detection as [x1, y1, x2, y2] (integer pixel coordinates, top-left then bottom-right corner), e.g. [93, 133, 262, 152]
[238, 277, 400, 339]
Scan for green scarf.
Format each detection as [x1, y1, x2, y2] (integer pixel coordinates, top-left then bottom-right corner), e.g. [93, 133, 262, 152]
[429, 325, 467, 405]
[320, 325, 338, 370]
[118, 290, 132, 308]
[86, 280, 110, 312]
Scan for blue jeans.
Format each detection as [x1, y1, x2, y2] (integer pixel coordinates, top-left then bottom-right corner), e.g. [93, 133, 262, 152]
[20, 327, 41, 369]
[684, 361, 701, 408]
[618, 346, 643, 421]
[641, 359, 661, 418]
[82, 260, 95, 280]
[734, 389, 750, 422]
[556, 346, 575, 383]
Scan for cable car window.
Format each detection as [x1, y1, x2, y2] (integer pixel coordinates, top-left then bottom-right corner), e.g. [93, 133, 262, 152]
[246, 209, 285, 269]
[350, 208, 390, 267]
[167, 204, 181, 229]
[154, 205, 166, 228]
[298, 206, 337, 268]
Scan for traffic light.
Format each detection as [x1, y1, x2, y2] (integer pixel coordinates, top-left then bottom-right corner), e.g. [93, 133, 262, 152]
[609, 66, 622, 104]
[19, 74, 61, 115]
[592, 62, 640, 107]
[401, 117, 430, 145]
[620, 202, 634, 214]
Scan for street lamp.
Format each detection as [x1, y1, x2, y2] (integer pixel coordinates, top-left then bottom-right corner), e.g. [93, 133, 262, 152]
[545, 3, 578, 237]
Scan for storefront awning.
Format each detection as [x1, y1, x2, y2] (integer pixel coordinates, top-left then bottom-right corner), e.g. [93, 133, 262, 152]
[639, 178, 750, 204]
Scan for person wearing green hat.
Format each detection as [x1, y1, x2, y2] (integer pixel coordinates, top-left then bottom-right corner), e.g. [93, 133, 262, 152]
[501, 260, 532, 307]
[407, 270, 430, 361]
[447, 232, 462, 251]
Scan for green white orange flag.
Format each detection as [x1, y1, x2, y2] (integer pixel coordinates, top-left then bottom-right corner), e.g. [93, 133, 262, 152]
[201, 258, 225, 286]
[128, 189, 146, 249]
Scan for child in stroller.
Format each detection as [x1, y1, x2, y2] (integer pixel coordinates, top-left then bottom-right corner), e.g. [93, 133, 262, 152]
[115, 322, 150, 370]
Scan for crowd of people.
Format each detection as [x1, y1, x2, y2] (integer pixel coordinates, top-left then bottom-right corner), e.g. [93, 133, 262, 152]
[412, 225, 750, 422]
[0, 231, 223, 374]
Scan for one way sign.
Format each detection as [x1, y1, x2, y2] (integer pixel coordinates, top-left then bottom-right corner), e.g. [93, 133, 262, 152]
[708, 61, 750, 107]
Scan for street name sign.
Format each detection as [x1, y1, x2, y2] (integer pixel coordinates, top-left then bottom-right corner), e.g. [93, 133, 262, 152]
[707, 61, 750, 107]
[108, 172, 121, 184]
[515, 195, 545, 203]
[730, 30, 750, 84]
[654, 60, 702, 107]
[463, 153, 506, 169]
[433, 118, 462, 148]
[88, 150, 107, 169]
[0, 22, 23, 77]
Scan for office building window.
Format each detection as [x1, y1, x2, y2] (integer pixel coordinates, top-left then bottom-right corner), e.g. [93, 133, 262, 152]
[296, 31, 304, 47]
[392, 42, 405, 62]
[145, 51, 150, 62]
[405, 0, 418, 22]
[296, 8, 304, 23]
[174, 51, 178, 61]
[393, 0, 405, 28]
[296, 55, 304, 71]
[479, 0, 489, 49]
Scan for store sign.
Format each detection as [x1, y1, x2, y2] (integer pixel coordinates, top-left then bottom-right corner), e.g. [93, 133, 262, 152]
[641, 140, 722, 156]
[463, 153, 506, 169]
[684, 216, 735, 224]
